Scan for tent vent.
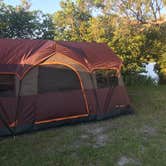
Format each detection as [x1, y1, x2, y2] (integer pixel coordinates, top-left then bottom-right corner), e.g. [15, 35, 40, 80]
[0, 74, 15, 97]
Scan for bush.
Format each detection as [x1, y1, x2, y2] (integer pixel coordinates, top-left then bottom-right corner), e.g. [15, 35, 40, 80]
[123, 73, 157, 87]
[158, 73, 166, 84]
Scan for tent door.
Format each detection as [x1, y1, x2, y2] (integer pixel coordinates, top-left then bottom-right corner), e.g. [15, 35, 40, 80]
[35, 64, 88, 124]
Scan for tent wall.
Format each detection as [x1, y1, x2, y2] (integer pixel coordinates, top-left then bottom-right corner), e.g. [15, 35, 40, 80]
[15, 67, 38, 96]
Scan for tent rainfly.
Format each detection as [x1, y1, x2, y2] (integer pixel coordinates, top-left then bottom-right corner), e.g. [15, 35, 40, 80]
[0, 39, 133, 136]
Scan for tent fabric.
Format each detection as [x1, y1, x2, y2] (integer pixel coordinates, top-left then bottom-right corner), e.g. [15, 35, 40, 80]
[0, 39, 133, 136]
[0, 39, 56, 79]
[57, 41, 122, 71]
[0, 39, 122, 79]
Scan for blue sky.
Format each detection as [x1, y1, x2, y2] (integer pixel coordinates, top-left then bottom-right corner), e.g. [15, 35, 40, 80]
[4, 0, 166, 15]
[4, 0, 62, 13]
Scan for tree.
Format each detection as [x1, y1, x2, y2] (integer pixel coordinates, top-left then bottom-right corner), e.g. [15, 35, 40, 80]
[94, 0, 166, 23]
[20, 0, 31, 10]
[156, 53, 166, 84]
[0, 1, 54, 39]
[109, 23, 147, 75]
[149, 22, 166, 83]
[53, 0, 91, 41]
[86, 15, 115, 42]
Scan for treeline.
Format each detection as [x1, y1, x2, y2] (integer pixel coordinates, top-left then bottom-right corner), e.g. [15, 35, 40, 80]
[0, 0, 166, 83]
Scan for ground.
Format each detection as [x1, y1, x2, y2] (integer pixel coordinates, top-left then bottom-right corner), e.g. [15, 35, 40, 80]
[0, 86, 166, 166]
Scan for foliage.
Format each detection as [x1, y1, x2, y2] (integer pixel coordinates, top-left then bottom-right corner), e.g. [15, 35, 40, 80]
[110, 0, 165, 23]
[123, 74, 157, 86]
[109, 23, 147, 74]
[53, 0, 91, 41]
[0, 1, 54, 39]
[155, 53, 166, 84]
[144, 23, 166, 83]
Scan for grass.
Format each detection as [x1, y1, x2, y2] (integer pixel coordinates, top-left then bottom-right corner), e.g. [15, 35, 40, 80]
[0, 85, 166, 166]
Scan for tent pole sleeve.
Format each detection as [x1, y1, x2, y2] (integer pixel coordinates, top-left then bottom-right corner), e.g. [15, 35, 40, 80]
[14, 79, 22, 132]
[89, 73, 101, 116]
[103, 85, 115, 113]
[103, 74, 118, 112]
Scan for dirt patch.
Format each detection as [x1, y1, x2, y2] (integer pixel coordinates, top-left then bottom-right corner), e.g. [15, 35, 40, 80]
[80, 134, 89, 139]
[118, 156, 141, 166]
[71, 137, 91, 148]
[93, 134, 108, 148]
[71, 124, 109, 148]
[141, 125, 157, 137]
[86, 126, 109, 148]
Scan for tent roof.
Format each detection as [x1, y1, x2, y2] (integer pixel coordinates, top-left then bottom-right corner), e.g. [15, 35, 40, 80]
[0, 39, 122, 79]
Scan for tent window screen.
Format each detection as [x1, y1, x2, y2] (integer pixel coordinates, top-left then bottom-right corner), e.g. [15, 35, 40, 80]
[38, 64, 81, 93]
[95, 69, 118, 88]
[0, 74, 15, 97]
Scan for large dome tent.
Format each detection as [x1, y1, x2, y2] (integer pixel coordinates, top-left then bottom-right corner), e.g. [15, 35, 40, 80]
[0, 39, 133, 136]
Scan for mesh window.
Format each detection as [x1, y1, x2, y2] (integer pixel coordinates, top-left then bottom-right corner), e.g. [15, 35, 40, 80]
[0, 74, 15, 97]
[38, 64, 81, 93]
[95, 69, 118, 88]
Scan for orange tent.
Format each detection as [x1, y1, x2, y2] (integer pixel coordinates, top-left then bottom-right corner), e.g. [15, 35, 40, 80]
[0, 39, 133, 136]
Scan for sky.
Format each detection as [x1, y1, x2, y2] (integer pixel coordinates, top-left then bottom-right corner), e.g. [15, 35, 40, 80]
[4, 0, 62, 13]
[4, 0, 166, 14]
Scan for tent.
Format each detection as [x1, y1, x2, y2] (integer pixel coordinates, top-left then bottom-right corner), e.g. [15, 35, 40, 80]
[0, 39, 133, 136]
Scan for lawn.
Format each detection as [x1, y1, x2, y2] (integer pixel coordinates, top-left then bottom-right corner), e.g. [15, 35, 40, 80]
[0, 86, 166, 166]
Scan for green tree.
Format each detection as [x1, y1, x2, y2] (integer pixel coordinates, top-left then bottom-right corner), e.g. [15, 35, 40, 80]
[156, 53, 166, 84]
[109, 23, 147, 75]
[0, 1, 54, 39]
[149, 23, 166, 83]
[53, 0, 91, 41]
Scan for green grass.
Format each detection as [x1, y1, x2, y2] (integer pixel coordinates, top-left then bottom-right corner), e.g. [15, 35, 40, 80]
[0, 86, 166, 166]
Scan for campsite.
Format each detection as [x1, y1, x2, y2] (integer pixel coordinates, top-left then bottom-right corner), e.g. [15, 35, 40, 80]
[0, 0, 166, 166]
